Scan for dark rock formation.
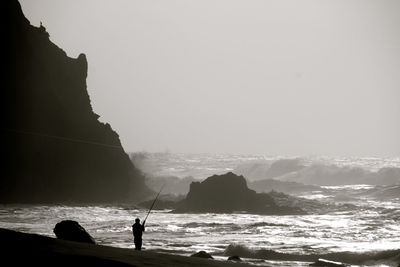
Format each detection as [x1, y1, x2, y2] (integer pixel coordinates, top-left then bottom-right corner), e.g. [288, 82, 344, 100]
[1, 0, 149, 203]
[174, 172, 304, 214]
[227, 255, 241, 261]
[190, 251, 213, 259]
[53, 220, 95, 244]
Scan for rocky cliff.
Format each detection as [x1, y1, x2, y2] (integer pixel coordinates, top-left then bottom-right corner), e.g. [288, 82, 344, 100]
[1, 0, 149, 203]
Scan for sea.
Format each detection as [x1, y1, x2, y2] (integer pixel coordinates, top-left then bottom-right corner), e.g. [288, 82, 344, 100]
[1, 153, 400, 267]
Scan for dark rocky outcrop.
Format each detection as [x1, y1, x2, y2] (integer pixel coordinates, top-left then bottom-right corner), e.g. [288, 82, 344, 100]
[190, 251, 214, 259]
[174, 172, 304, 214]
[53, 220, 95, 244]
[1, 0, 149, 203]
[227, 255, 241, 261]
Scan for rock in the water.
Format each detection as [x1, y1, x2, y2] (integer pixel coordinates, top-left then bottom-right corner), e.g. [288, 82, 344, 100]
[227, 255, 242, 261]
[190, 251, 213, 259]
[309, 258, 349, 267]
[174, 172, 304, 214]
[53, 220, 95, 244]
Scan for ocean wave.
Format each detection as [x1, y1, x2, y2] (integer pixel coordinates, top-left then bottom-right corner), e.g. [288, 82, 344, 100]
[276, 165, 400, 186]
[223, 244, 400, 265]
[234, 157, 400, 186]
[182, 222, 237, 228]
[181, 222, 290, 230]
[249, 222, 289, 227]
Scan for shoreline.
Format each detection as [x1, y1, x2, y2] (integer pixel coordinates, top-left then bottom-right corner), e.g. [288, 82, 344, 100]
[0, 228, 256, 267]
[1, 227, 399, 267]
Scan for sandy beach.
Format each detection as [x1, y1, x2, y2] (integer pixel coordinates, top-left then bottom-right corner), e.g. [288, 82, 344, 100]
[0, 228, 256, 267]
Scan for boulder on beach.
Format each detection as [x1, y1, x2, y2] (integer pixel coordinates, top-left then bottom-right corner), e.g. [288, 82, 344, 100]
[174, 172, 304, 214]
[53, 220, 95, 244]
[190, 251, 214, 259]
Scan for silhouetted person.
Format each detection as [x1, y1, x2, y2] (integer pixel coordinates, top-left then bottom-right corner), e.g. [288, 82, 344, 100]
[132, 218, 145, 250]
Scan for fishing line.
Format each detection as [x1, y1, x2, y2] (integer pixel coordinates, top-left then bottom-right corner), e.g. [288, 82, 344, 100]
[3, 128, 123, 149]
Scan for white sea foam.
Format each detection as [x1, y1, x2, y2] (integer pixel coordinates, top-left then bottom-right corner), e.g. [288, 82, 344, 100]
[2, 154, 400, 266]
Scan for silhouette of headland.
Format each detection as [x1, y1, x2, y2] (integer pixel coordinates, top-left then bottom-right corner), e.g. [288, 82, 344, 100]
[1, 0, 150, 203]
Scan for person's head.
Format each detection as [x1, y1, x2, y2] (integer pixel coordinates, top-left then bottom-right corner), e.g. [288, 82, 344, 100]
[135, 218, 140, 223]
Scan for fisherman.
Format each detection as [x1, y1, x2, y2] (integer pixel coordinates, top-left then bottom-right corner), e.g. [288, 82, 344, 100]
[132, 218, 145, 250]
[132, 185, 163, 250]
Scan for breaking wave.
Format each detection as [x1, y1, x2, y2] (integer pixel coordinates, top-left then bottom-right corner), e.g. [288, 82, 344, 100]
[269, 164, 400, 186]
[182, 222, 289, 229]
[249, 222, 289, 227]
[223, 244, 400, 265]
[182, 222, 237, 228]
[233, 157, 400, 183]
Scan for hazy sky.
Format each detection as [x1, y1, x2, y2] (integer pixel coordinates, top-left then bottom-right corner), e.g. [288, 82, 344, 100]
[20, 0, 400, 157]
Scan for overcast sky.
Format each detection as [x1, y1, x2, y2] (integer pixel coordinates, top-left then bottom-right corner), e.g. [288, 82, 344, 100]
[20, 0, 400, 157]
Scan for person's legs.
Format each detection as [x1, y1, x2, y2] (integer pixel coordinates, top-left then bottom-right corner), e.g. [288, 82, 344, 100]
[134, 238, 142, 250]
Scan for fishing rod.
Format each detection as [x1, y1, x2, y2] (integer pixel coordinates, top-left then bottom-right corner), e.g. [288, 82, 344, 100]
[144, 184, 165, 223]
